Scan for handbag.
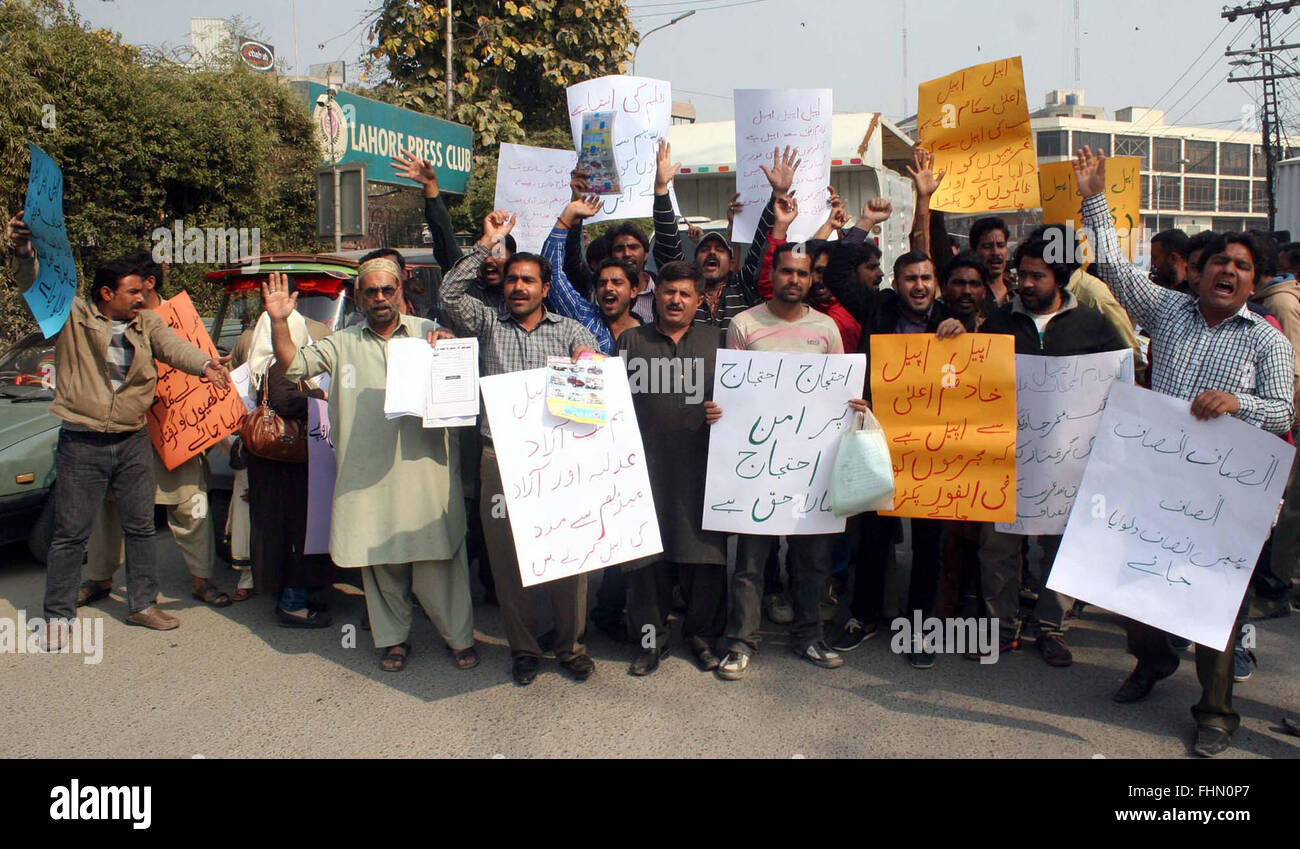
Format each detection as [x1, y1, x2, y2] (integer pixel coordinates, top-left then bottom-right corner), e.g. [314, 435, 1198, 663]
[239, 377, 308, 463]
[828, 408, 896, 518]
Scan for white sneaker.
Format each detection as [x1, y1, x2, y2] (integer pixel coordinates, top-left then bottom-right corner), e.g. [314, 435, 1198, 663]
[716, 650, 751, 680]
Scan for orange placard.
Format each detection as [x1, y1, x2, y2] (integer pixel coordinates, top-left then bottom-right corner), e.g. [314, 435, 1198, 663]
[917, 56, 1040, 214]
[869, 333, 1018, 521]
[145, 291, 245, 470]
[1039, 156, 1142, 260]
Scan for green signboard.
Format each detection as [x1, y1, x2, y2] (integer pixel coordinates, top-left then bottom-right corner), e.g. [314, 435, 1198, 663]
[295, 82, 474, 194]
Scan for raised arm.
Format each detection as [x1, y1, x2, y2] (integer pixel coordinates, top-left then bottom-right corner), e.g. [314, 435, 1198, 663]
[6, 211, 37, 294]
[392, 148, 462, 273]
[548, 195, 614, 354]
[906, 146, 945, 257]
[564, 167, 596, 300]
[758, 194, 798, 300]
[811, 187, 850, 241]
[441, 211, 516, 338]
[652, 140, 685, 267]
[1074, 146, 1176, 331]
[844, 198, 892, 245]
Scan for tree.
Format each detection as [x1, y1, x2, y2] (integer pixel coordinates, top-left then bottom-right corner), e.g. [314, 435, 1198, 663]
[368, 0, 638, 230]
[0, 1, 319, 344]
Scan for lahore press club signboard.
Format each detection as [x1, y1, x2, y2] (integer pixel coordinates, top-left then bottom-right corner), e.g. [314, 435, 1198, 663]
[238, 40, 275, 71]
[293, 81, 474, 194]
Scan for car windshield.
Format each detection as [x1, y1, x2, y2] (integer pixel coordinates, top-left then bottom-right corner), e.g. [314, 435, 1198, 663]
[0, 333, 57, 399]
[221, 289, 345, 339]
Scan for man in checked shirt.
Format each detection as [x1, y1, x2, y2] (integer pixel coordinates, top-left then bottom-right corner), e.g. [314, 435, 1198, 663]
[1074, 146, 1296, 757]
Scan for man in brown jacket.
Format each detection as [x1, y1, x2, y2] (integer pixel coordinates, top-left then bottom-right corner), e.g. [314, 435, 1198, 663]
[7, 212, 230, 645]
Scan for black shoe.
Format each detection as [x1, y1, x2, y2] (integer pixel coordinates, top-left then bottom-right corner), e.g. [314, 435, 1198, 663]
[561, 653, 595, 681]
[512, 655, 540, 686]
[629, 644, 669, 676]
[275, 607, 332, 629]
[1192, 726, 1231, 757]
[689, 638, 720, 671]
[1113, 666, 1170, 703]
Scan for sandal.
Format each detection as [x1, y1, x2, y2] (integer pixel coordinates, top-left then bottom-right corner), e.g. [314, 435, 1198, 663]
[76, 580, 112, 607]
[191, 580, 233, 608]
[231, 587, 254, 603]
[451, 646, 480, 670]
[380, 642, 412, 672]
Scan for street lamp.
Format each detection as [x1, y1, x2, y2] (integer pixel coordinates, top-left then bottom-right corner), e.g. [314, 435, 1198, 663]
[631, 10, 696, 75]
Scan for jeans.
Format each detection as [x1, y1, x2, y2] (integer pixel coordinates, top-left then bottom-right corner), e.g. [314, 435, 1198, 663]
[725, 534, 832, 654]
[45, 428, 158, 619]
[979, 529, 1071, 637]
[762, 542, 784, 596]
[280, 586, 309, 611]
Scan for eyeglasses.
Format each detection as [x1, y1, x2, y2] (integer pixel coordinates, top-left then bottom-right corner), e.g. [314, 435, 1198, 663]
[361, 285, 398, 299]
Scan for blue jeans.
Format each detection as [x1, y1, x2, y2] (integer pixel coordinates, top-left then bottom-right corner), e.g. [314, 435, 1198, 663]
[280, 586, 309, 611]
[45, 428, 158, 619]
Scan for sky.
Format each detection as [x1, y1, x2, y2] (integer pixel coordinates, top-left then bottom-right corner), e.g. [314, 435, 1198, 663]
[72, 0, 1300, 137]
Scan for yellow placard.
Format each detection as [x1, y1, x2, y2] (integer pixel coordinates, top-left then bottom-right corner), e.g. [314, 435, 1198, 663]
[869, 333, 1018, 522]
[917, 56, 1040, 214]
[1039, 156, 1141, 260]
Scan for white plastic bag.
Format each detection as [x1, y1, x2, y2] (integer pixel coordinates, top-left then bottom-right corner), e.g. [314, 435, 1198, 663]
[829, 409, 896, 517]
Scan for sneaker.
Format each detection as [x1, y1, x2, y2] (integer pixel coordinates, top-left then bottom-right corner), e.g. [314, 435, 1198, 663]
[798, 640, 844, 669]
[1037, 632, 1073, 667]
[716, 650, 751, 680]
[1232, 646, 1256, 682]
[829, 618, 878, 652]
[762, 594, 794, 625]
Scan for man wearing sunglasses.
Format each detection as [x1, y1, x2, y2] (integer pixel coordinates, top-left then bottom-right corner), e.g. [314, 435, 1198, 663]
[266, 257, 478, 674]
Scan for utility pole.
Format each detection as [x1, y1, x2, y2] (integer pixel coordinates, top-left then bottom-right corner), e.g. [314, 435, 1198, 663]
[1224, 0, 1300, 230]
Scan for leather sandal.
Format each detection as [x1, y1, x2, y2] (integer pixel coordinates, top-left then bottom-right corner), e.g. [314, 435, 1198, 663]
[191, 580, 232, 608]
[380, 642, 412, 672]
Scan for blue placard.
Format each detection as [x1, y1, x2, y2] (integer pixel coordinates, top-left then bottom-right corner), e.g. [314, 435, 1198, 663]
[23, 143, 77, 337]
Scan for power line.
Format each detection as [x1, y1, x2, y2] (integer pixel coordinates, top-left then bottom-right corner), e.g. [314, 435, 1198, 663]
[631, 0, 779, 19]
[1124, 18, 1238, 134]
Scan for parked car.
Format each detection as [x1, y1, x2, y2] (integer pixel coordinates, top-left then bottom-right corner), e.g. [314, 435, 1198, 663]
[1, 253, 361, 561]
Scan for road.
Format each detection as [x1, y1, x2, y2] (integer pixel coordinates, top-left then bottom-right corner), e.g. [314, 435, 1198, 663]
[3, 535, 1299, 759]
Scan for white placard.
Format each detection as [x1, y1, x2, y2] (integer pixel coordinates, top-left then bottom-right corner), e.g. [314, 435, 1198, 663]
[383, 338, 432, 420]
[479, 358, 662, 587]
[384, 337, 479, 427]
[703, 350, 866, 535]
[229, 363, 256, 413]
[494, 143, 578, 254]
[1047, 383, 1294, 651]
[996, 350, 1134, 535]
[732, 89, 833, 244]
[565, 75, 672, 223]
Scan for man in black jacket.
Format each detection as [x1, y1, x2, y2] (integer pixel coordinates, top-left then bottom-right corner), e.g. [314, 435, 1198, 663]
[972, 234, 1129, 667]
[824, 250, 965, 668]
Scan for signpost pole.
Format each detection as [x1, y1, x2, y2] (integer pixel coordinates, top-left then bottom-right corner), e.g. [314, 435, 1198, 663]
[446, 0, 454, 115]
[332, 165, 342, 253]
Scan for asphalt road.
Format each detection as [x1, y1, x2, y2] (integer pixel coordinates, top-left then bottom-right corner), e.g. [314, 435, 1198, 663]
[3, 535, 1299, 759]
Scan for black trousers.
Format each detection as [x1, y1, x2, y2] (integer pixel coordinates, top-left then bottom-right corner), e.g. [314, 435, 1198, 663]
[625, 561, 727, 649]
[849, 513, 944, 623]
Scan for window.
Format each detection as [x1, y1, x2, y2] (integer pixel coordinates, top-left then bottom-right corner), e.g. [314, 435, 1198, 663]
[1153, 137, 1182, 171]
[1184, 140, 1216, 174]
[1219, 179, 1249, 212]
[1073, 131, 1111, 155]
[1115, 135, 1150, 169]
[1254, 145, 1267, 176]
[1140, 174, 1150, 208]
[1184, 177, 1215, 211]
[1036, 129, 1068, 157]
[1220, 143, 1250, 176]
[1211, 217, 1265, 233]
[1153, 176, 1181, 209]
[1254, 180, 1270, 214]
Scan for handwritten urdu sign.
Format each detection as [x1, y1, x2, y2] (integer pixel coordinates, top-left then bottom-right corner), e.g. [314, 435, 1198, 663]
[870, 333, 1018, 522]
[917, 57, 1040, 214]
[731, 88, 834, 244]
[479, 357, 662, 587]
[565, 75, 673, 223]
[145, 291, 245, 470]
[493, 142, 579, 254]
[1047, 383, 1293, 651]
[702, 351, 866, 535]
[1039, 156, 1142, 260]
[995, 350, 1134, 536]
[23, 143, 78, 337]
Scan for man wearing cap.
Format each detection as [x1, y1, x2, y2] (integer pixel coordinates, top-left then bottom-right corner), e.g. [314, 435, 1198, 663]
[265, 255, 477, 673]
[651, 141, 761, 336]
